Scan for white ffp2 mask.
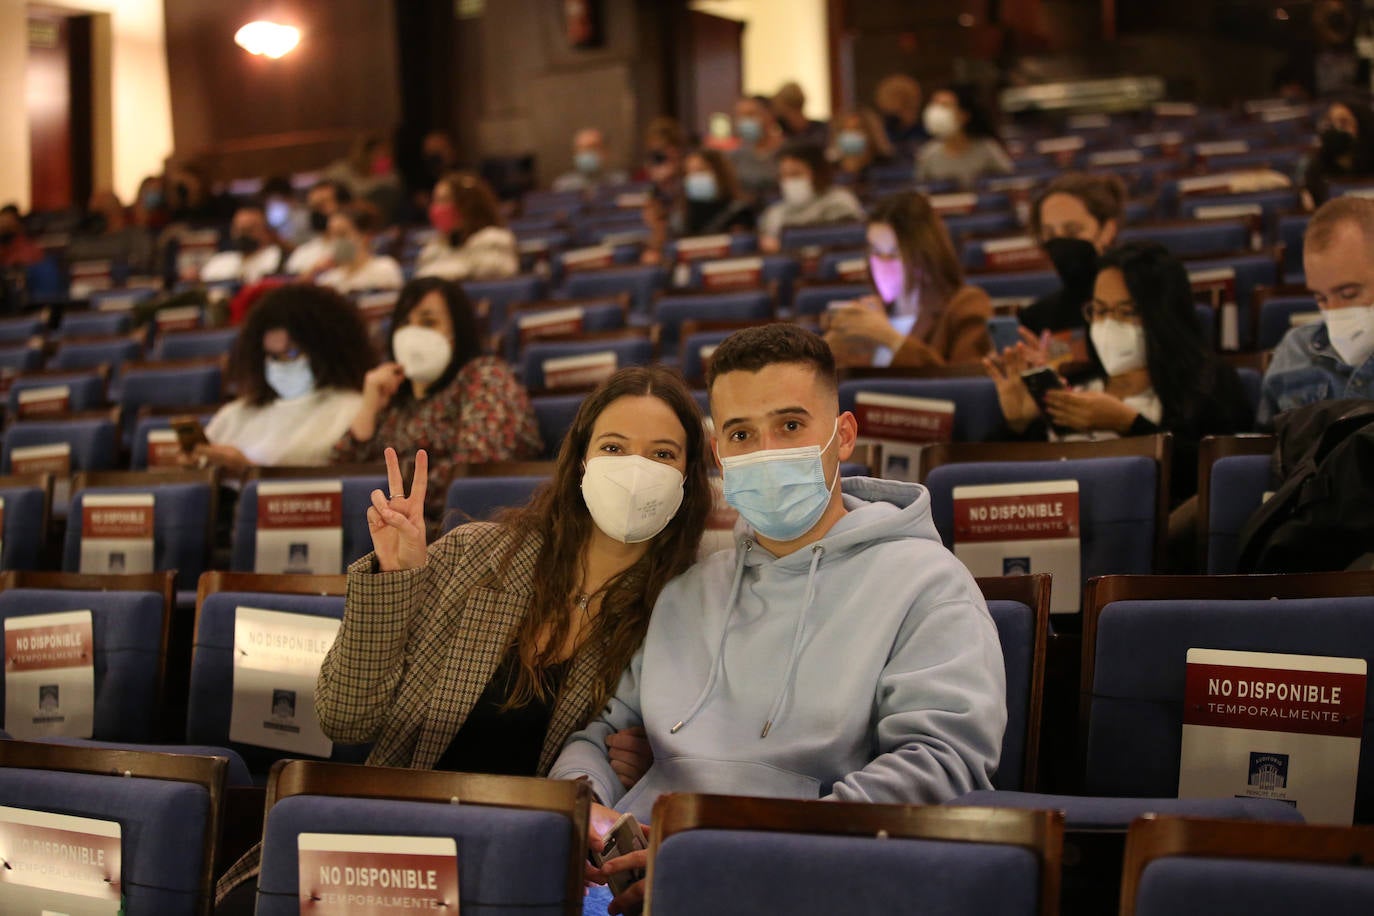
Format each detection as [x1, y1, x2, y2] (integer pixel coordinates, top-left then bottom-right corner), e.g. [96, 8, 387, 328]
[1325, 303, 1374, 369]
[581, 455, 685, 544]
[392, 325, 454, 386]
[1089, 318, 1148, 377]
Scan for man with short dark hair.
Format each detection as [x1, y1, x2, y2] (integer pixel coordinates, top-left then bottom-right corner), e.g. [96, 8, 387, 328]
[1259, 195, 1374, 428]
[552, 323, 1007, 914]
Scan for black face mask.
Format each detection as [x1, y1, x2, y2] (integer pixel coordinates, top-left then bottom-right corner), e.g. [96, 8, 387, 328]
[1320, 128, 1358, 162]
[308, 210, 329, 233]
[0, 231, 15, 246]
[232, 234, 261, 254]
[424, 154, 448, 179]
[1043, 237, 1099, 306]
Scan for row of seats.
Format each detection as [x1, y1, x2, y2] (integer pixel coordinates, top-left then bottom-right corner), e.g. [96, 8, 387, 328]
[7, 739, 1368, 916]
[2, 564, 1371, 912]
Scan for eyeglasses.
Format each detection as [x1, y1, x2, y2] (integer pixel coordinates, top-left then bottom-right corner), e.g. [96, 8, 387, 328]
[265, 348, 303, 364]
[1082, 302, 1139, 322]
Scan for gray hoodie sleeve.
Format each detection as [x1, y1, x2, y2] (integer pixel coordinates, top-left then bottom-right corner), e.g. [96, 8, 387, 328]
[548, 646, 646, 806]
[826, 585, 1007, 805]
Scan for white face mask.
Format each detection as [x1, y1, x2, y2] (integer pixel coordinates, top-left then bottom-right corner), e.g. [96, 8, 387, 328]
[1090, 318, 1148, 377]
[923, 104, 960, 139]
[780, 176, 815, 208]
[391, 325, 454, 386]
[1324, 303, 1374, 368]
[580, 455, 685, 544]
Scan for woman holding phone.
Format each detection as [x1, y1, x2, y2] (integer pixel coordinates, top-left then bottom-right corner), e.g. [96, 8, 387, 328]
[984, 241, 1252, 504]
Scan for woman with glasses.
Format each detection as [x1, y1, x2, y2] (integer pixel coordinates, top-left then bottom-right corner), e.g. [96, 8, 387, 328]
[984, 241, 1252, 504]
[187, 283, 372, 473]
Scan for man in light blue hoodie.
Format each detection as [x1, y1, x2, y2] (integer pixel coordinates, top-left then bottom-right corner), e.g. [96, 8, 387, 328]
[553, 324, 1007, 914]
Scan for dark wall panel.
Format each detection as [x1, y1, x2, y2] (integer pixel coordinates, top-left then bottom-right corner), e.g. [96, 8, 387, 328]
[163, 0, 400, 179]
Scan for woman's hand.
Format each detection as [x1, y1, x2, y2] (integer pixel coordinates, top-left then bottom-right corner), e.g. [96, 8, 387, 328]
[184, 443, 252, 475]
[983, 344, 1042, 433]
[1043, 389, 1140, 434]
[362, 362, 405, 410]
[606, 726, 653, 790]
[367, 447, 429, 572]
[352, 363, 406, 441]
[827, 298, 904, 350]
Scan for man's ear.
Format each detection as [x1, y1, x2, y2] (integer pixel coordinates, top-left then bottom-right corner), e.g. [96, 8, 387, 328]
[709, 435, 723, 471]
[836, 411, 859, 462]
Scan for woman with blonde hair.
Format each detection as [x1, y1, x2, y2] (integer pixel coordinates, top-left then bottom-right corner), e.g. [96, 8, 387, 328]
[825, 190, 993, 367]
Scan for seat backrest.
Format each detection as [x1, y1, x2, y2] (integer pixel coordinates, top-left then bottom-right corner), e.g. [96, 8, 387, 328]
[967, 269, 1062, 301]
[0, 481, 49, 571]
[520, 334, 655, 391]
[255, 759, 591, 916]
[530, 393, 586, 459]
[230, 476, 384, 573]
[50, 336, 143, 372]
[0, 586, 167, 741]
[1118, 220, 1250, 256]
[502, 298, 627, 361]
[838, 376, 1007, 444]
[979, 575, 1050, 792]
[463, 274, 548, 328]
[1256, 295, 1319, 350]
[1205, 454, 1271, 574]
[444, 475, 549, 533]
[0, 739, 225, 916]
[926, 456, 1161, 589]
[778, 222, 867, 250]
[156, 327, 239, 361]
[654, 290, 774, 348]
[1081, 574, 1374, 812]
[118, 362, 222, 412]
[2, 418, 119, 474]
[0, 344, 43, 373]
[187, 585, 366, 774]
[59, 310, 133, 339]
[0, 316, 45, 345]
[7, 371, 107, 415]
[647, 794, 1063, 916]
[561, 265, 667, 313]
[1122, 815, 1374, 916]
[63, 482, 213, 591]
[791, 282, 870, 317]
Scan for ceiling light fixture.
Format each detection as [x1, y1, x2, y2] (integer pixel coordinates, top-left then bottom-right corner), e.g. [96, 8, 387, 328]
[234, 21, 301, 59]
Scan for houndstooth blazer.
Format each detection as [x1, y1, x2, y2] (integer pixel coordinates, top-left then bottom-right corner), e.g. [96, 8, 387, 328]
[315, 521, 608, 775]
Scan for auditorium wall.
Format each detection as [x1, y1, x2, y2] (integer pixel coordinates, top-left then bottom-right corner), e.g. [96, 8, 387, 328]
[0, 0, 173, 210]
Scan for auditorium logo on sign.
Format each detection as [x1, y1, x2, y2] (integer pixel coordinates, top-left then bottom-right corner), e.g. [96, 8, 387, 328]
[1249, 752, 1289, 790]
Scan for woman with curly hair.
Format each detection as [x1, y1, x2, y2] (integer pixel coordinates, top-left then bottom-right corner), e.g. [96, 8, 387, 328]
[191, 283, 372, 473]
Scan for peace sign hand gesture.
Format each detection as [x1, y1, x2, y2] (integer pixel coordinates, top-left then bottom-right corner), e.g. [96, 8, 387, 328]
[367, 448, 429, 572]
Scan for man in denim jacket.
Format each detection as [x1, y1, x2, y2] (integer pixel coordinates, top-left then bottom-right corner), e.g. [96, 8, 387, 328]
[1259, 196, 1374, 429]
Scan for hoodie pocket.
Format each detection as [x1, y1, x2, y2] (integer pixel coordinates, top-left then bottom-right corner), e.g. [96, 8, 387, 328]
[618, 756, 821, 819]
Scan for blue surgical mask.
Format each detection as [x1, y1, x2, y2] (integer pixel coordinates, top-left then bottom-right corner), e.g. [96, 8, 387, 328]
[575, 150, 603, 175]
[684, 172, 719, 202]
[265, 356, 316, 400]
[837, 130, 868, 157]
[720, 421, 839, 542]
[265, 199, 291, 230]
[736, 117, 763, 144]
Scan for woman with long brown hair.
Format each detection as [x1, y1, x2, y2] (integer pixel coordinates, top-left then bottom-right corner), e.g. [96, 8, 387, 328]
[318, 365, 713, 772]
[824, 190, 993, 368]
[414, 170, 518, 280]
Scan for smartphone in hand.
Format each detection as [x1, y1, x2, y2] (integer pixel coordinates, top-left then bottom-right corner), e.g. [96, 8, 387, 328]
[1019, 367, 1072, 435]
[169, 416, 209, 454]
[589, 812, 649, 898]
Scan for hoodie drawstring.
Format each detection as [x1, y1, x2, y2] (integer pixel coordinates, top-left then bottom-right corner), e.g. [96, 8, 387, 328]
[670, 540, 751, 734]
[761, 544, 823, 738]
